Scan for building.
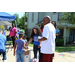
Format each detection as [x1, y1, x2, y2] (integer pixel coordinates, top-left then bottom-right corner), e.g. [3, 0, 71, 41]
[0, 21, 12, 30]
[27, 12, 75, 45]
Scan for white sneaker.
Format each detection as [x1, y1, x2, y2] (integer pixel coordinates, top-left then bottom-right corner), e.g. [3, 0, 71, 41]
[3, 60, 7, 62]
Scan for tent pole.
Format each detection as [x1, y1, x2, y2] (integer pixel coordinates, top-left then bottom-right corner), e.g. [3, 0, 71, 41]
[15, 20, 17, 29]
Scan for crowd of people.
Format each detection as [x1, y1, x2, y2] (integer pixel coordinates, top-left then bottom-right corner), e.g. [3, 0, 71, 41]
[0, 15, 60, 62]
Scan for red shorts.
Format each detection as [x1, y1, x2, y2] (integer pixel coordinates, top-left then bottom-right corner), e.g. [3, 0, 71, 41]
[39, 53, 53, 62]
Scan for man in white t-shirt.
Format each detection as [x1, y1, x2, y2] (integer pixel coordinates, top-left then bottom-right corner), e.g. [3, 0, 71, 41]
[38, 16, 56, 62]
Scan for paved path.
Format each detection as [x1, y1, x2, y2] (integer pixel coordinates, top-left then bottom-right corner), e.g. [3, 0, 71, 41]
[0, 46, 75, 62]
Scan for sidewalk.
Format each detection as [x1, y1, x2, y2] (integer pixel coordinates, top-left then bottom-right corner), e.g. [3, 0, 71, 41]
[54, 51, 75, 62]
[0, 46, 75, 62]
[30, 47, 75, 62]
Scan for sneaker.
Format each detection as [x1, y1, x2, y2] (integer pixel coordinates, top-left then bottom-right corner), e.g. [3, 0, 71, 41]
[3, 60, 7, 62]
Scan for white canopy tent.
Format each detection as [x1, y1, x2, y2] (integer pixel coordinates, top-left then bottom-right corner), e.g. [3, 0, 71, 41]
[0, 21, 12, 30]
[0, 21, 12, 26]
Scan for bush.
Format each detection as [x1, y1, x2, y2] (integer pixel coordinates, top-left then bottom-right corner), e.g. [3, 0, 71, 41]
[26, 36, 30, 41]
[26, 36, 34, 42]
[56, 39, 64, 46]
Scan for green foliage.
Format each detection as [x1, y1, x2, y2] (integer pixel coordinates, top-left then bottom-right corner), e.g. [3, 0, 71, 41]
[56, 39, 64, 46]
[12, 13, 20, 27]
[19, 15, 25, 29]
[26, 36, 30, 41]
[61, 12, 75, 25]
[12, 13, 28, 29]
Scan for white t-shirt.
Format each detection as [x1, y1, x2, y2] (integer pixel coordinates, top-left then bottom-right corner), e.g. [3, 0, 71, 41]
[41, 23, 56, 54]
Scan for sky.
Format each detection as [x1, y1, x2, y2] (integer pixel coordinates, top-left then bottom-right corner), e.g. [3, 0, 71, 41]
[6, 12, 25, 18]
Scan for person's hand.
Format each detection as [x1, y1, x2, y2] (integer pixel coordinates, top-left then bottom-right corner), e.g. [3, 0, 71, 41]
[13, 52, 15, 56]
[27, 49, 29, 51]
[26, 44, 28, 46]
[38, 45, 41, 48]
[26, 47, 28, 49]
[38, 39, 41, 43]
[56, 34, 58, 36]
[25, 46, 28, 49]
[14, 36, 16, 39]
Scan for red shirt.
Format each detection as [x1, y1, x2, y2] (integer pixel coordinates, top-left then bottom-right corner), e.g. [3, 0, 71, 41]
[41, 29, 43, 32]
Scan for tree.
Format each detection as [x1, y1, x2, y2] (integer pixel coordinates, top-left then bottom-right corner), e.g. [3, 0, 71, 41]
[19, 14, 25, 29]
[60, 12, 75, 25]
[12, 13, 20, 27]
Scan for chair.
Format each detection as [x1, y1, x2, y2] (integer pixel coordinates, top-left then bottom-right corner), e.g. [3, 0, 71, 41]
[5, 35, 12, 52]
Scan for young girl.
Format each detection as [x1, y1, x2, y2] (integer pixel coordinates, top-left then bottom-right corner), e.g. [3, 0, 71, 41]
[27, 26, 42, 59]
[13, 32, 28, 62]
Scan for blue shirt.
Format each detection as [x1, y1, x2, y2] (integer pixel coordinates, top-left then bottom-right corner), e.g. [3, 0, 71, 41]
[56, 29, 60, 34]
[17, 32, 20, 35]
[31, 34, 42, 46]
[0, 33, 6, 52]
[15, 39, 25, 52]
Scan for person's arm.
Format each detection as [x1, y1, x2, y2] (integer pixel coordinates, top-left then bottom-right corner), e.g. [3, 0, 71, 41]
[56, 34, 58, 36]
[4, 36, 7, 46]
[13, 43, 17, 56]
[38, 37, 47, 42]
[14, 32, 17, 39]
[14, 28, 17, 37]
[27, 38, 33, 46]
[38, 44, 41, 48]
[23, 43, 28, 50]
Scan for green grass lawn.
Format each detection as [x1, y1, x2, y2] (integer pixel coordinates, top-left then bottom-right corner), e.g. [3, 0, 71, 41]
[28, 42, 33, 47]
[28, 43, 75, 52]
[6, 41, 75, 52]
[55, 46, 75, 52]
[7, 41, 13, 45]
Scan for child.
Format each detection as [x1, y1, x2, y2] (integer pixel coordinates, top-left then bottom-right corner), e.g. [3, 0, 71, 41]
[27, 26, 42, 59]
[23, 35, 27, 45]
[13, 32, 28, 62]
[2, 30, 6, 36]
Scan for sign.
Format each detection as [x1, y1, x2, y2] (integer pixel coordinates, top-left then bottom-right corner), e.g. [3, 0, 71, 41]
[0, 25, 4, 30]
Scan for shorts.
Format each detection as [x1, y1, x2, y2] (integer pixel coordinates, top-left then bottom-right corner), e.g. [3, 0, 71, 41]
[39, 53, 53, 62]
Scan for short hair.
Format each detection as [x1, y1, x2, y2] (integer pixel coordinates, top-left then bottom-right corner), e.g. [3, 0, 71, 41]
[19, 33, 24, 38]
[44, 16, 51, 22]
[23, 35, 27, 38]
[12, 23, 15, 26]
[20, 31, 23, 34]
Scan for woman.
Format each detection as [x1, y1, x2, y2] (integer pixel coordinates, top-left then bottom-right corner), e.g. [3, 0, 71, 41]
[10, 23, 17, 48]
[27, 26, 42, 59]
[52, 21, 60, 41]
[52, 21, 60, 58]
